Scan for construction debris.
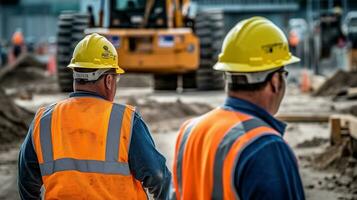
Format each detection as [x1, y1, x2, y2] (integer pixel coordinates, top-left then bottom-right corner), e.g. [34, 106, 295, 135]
[0, 53, 48, 88]
[296, 137, 329, 148]
[0, 87, 33, 147]
[126, 97, 213, 124]
[0, 53, 58, 96]
[0, 53, 46, 80]
[312, 138, 357, 195]
[313, 70, 357, 97]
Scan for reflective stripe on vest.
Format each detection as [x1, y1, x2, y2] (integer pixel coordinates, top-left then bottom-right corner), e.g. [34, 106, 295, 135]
[176, 115, 279, 199]
[211, 118, 273, 199]
[176, 118, 200, 195]
[38, 103, 132, 176]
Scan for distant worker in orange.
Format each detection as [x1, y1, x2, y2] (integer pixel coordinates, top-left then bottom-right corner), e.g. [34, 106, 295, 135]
[289, 30, 299, 56]
[172, 17, 305, 200]
[289, 30, 299, 47]
[11, 28, 24, 58]
[18, 33, 171, 199]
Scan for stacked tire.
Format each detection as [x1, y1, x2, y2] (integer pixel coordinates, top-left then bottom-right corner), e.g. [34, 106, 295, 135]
[56, 12, 89, 92]
[195, 11, 225, 90]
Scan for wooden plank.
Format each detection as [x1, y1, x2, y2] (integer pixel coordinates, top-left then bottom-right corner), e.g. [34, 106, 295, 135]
[329, 116, 342, 145]
[276, 113, 330, 123]
[329, 114, 357, 140]
[349, 49, 357, 72]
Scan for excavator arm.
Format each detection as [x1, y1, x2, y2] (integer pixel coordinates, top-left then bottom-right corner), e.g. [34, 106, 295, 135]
[141, 0, 156, 28]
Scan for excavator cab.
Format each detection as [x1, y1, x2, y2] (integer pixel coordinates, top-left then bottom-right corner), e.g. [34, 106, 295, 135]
[57, 0, 224, 91]
[83, 0, 199, 90]
[110, 0, 168, 28]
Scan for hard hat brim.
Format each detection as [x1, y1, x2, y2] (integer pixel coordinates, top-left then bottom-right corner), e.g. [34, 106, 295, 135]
[213, 55, 300, 73]
[67, 62, 125, 74]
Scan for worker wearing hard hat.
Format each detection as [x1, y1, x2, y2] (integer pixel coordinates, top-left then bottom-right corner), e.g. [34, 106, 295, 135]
[18, 33, 171, 199]
[11, 28, 24, 58]
[172, 17, 305, 199]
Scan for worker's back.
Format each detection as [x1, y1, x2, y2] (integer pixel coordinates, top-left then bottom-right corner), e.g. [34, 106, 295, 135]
[173, 107, 278, 200]
[31, 96, 147, 199]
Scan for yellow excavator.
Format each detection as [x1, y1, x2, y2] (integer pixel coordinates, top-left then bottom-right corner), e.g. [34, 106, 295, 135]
[56, 0, 225, 91]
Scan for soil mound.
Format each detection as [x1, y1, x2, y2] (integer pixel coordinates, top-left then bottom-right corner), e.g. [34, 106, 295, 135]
[296, 137, 329, 148]
[312, 138, 357, 195]
[0, 87, 33, 146]
[126, 98, 213, 124]
[313, 70, 357, 97]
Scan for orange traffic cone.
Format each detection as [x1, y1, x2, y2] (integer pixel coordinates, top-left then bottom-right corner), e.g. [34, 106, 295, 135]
[300, 69, 311, 93]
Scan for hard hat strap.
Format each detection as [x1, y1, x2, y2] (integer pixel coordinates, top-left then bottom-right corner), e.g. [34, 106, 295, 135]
[224, 68, 279, 84]
[73, 69, 110, 81]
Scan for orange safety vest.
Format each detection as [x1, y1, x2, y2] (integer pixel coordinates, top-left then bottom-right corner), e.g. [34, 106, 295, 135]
[173, 108, 280, 200]
[289, 31, 299, 47]
[31, 97, 147, 199]
[12, 31, 24, 46]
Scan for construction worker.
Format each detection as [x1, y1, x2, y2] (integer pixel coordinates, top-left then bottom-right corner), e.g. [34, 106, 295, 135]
[172, 17, 305, 199]
[18, 33, 171, 199]
[11, 28, 24, 58]
[288, 30, 299, 56]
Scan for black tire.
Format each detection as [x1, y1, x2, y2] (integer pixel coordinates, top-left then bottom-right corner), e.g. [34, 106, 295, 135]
[57, 13, 75, 92]
[154, 74, 178, 91]
[56, 12, 89, 92]
[195, 11, 225, 90]
[182, 72, 197, 89]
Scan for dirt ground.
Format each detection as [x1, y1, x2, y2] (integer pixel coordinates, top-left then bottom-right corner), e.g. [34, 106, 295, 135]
[1, 74, 356, 200]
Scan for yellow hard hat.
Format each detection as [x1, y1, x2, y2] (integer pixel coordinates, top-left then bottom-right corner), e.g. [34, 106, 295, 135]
[214, 17, 300, 73]
[67, 33, 124, 74]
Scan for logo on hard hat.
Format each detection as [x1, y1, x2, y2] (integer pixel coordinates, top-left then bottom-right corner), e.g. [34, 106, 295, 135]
[102, 45, 116, 60]
[262, 43, 285, 54]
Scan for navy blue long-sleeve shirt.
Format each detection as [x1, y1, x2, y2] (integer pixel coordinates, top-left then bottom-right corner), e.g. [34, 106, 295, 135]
[18, 91, 171, 200]
[223, 96, 305, 200]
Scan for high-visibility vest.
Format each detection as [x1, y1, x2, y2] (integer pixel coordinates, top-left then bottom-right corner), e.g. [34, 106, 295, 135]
[289, 31, 299, 47]
[31, 97, 147, 199]
[12, 31, 24, 46]
[173, 108, 280, 200]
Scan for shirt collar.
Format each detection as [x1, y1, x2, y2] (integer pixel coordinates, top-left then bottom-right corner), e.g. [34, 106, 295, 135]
[69, 90, 106, 100]
[223, 96, 286, 135]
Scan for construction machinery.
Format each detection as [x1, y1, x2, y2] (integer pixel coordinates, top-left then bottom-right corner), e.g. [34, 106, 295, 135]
[56, 0, 225, 91]
[343, 11, 357, 70]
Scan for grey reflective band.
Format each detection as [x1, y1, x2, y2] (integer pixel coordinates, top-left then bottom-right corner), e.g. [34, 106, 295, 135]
[39, 158, 130, 176]
[224, 67, 278, 84]
[230, 132, 277, 199]
[106, 104, 125, 161]
[40, 104, 56, 163]
[73, 69, 110, 81]
[176, 118, 200, 195]
[127, 107, 136, 151]
[39, 103, 131, 176]
[211, 118, 273, 199]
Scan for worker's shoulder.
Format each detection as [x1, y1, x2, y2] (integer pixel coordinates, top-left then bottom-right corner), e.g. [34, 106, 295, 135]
[112, 103, 141, 118]
[179, 115, 202, 131]
[245, 133, 285, 150]
[34, 102, 57, 118]
[239, 133, 292, 165]
[113, 102, 136, 111]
